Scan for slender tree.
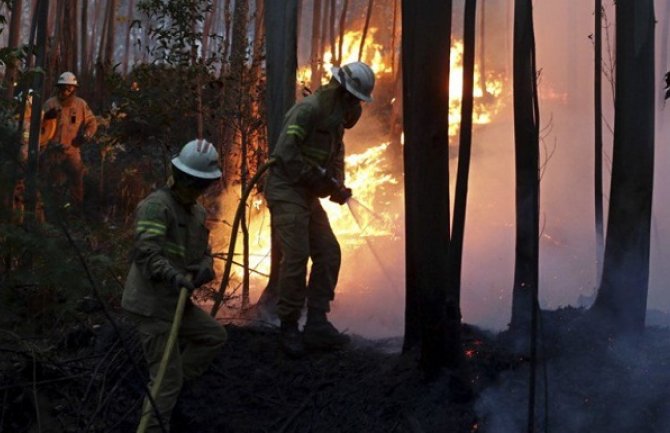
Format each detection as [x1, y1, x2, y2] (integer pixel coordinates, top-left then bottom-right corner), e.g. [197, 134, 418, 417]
[337, 0, 348, 66]
[309, 0, 322, 90]
[402, 0, 456, 373]
[591, 0, 655, 334]
[509, 0, 540, 337]
[594, 0, 604, 286]
[252, 0, 298, 313]
[448, 0, 477, 310]
[25, 0, 50, 227]
[3, 0, 23, 99]
[358, 0, 374, 61]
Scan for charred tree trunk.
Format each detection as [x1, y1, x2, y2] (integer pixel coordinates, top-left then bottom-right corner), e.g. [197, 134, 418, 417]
[448, 0, 476, 310]
[61, 0, 78, 74]
[509, 0, 540, 337]
[594, 0, 604, 287]
[402, 0, 457, 373]
[591, 0, 655, 334]
[256, 0, 298, 311]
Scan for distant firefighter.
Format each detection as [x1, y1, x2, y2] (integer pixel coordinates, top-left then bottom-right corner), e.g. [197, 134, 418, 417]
[42, 71, 97, 210]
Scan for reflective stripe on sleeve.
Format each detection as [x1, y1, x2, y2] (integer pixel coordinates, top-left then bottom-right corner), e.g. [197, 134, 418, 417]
[137, 220, 167, 235]
[164, 242, 186, 258]
[286, 125, 306, 139]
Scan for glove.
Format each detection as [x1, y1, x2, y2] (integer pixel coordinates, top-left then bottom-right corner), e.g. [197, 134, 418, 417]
[171, 272, 195, 293]
[187, 263, 216, 287]
[44, 108, 59, 120]
[301, 166, 335, 198]
[329, 187, 352, 205]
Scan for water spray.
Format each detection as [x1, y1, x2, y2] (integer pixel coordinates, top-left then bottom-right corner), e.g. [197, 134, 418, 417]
[346, 197, 402, 296]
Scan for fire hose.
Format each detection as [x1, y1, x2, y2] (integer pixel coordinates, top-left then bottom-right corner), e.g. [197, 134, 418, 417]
[209, 158, 277, 317]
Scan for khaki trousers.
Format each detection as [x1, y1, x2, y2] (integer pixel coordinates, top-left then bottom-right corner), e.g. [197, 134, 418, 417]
[128, 303, 227, 433]
[270, 199, 341, 322]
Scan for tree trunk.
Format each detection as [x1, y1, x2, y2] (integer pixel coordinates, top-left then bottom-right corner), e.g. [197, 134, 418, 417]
[25, 0, 50, 227]
[80, 0, 89, 76]
[593, 0, 604, 287]
[329, 0, 336, 63]
[448, 0, 476, 310]
[591, 0, 655, 334]
[337, 0, 348, 66]
[309, 0, 322, 91]
[122, 0, 135, 75]
[220, 0, 249, 184]
[3, 0, 23, 100]
[509, 0, 540, 336]
[358, 0, 374, 62]
[402, 0, 457, 373]
[255, 0, 298, 311]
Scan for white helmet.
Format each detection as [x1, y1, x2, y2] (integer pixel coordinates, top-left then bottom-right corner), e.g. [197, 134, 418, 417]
[171, 139, 222, 180]
[331, 61, 375, 102]
[57, 71, 79, 87]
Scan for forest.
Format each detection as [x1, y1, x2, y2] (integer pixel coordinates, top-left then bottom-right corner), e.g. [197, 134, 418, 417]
[1, 0, 670, 432]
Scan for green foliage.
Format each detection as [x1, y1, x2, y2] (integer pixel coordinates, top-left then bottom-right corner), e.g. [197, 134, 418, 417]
[137, 0, 214, 65]
[0, 220, 133, 333]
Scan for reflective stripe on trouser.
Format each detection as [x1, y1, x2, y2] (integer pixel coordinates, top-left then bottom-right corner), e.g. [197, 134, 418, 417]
[128, 304, 227, 433]
[270, 200, 341, 322]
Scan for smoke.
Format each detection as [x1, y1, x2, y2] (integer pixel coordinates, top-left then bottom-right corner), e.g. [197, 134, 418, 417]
[209, 0, 670, 340]
[475, 330, 670, 432]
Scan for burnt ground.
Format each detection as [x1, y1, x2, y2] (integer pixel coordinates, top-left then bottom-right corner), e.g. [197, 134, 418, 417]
[1, 305, 669, 433]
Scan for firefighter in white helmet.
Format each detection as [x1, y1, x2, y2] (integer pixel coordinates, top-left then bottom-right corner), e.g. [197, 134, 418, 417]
[42, 71, 97, 210]
[123, 139, 226, 433]
[263, 61, 375, 357]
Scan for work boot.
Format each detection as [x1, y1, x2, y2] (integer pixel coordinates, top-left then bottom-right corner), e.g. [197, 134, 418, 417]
[303, 310, 350, 350]
[280, 321, 305, 358]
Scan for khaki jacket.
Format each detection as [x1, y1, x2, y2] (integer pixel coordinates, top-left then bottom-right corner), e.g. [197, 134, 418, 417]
[43, 96, 97, 152]
[264, 82, 347, 207]
[122, 187, 213, 320]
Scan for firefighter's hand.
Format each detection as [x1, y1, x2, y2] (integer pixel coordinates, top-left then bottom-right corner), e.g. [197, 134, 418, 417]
[329, 187, 352, 205]
[188, 263, 215, 287]
[171, 272, 195, 293]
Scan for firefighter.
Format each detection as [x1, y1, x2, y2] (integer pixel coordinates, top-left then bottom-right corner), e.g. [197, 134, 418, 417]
[122, 139, 227, 433]
[42, 71, 97, 210]
[264, 61, 375, 357]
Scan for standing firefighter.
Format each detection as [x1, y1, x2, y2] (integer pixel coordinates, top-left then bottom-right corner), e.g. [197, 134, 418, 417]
[264, 61, 375, 357]
[123, 139, 227, 433]
[42, 71, 97, 210]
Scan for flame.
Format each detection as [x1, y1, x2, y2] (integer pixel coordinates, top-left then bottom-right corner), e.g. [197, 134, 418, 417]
[212, 142, 399, 299]
[298, 28, 393, 86]
[448, 40, 505, 138]
[299, 34, 505, 140]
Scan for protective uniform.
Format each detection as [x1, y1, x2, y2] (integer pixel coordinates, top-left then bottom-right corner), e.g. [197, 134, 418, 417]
[123, 140, 225, 433]
[265, 65, 372, 354]
[42, 74, 97, 208]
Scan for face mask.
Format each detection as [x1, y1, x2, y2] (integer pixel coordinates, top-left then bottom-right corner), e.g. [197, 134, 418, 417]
[343, 98, 362, 129]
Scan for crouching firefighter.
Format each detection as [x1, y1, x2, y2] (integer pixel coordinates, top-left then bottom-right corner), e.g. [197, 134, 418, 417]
[264, 61, 376, 357]
[122, 139, 227, 432]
